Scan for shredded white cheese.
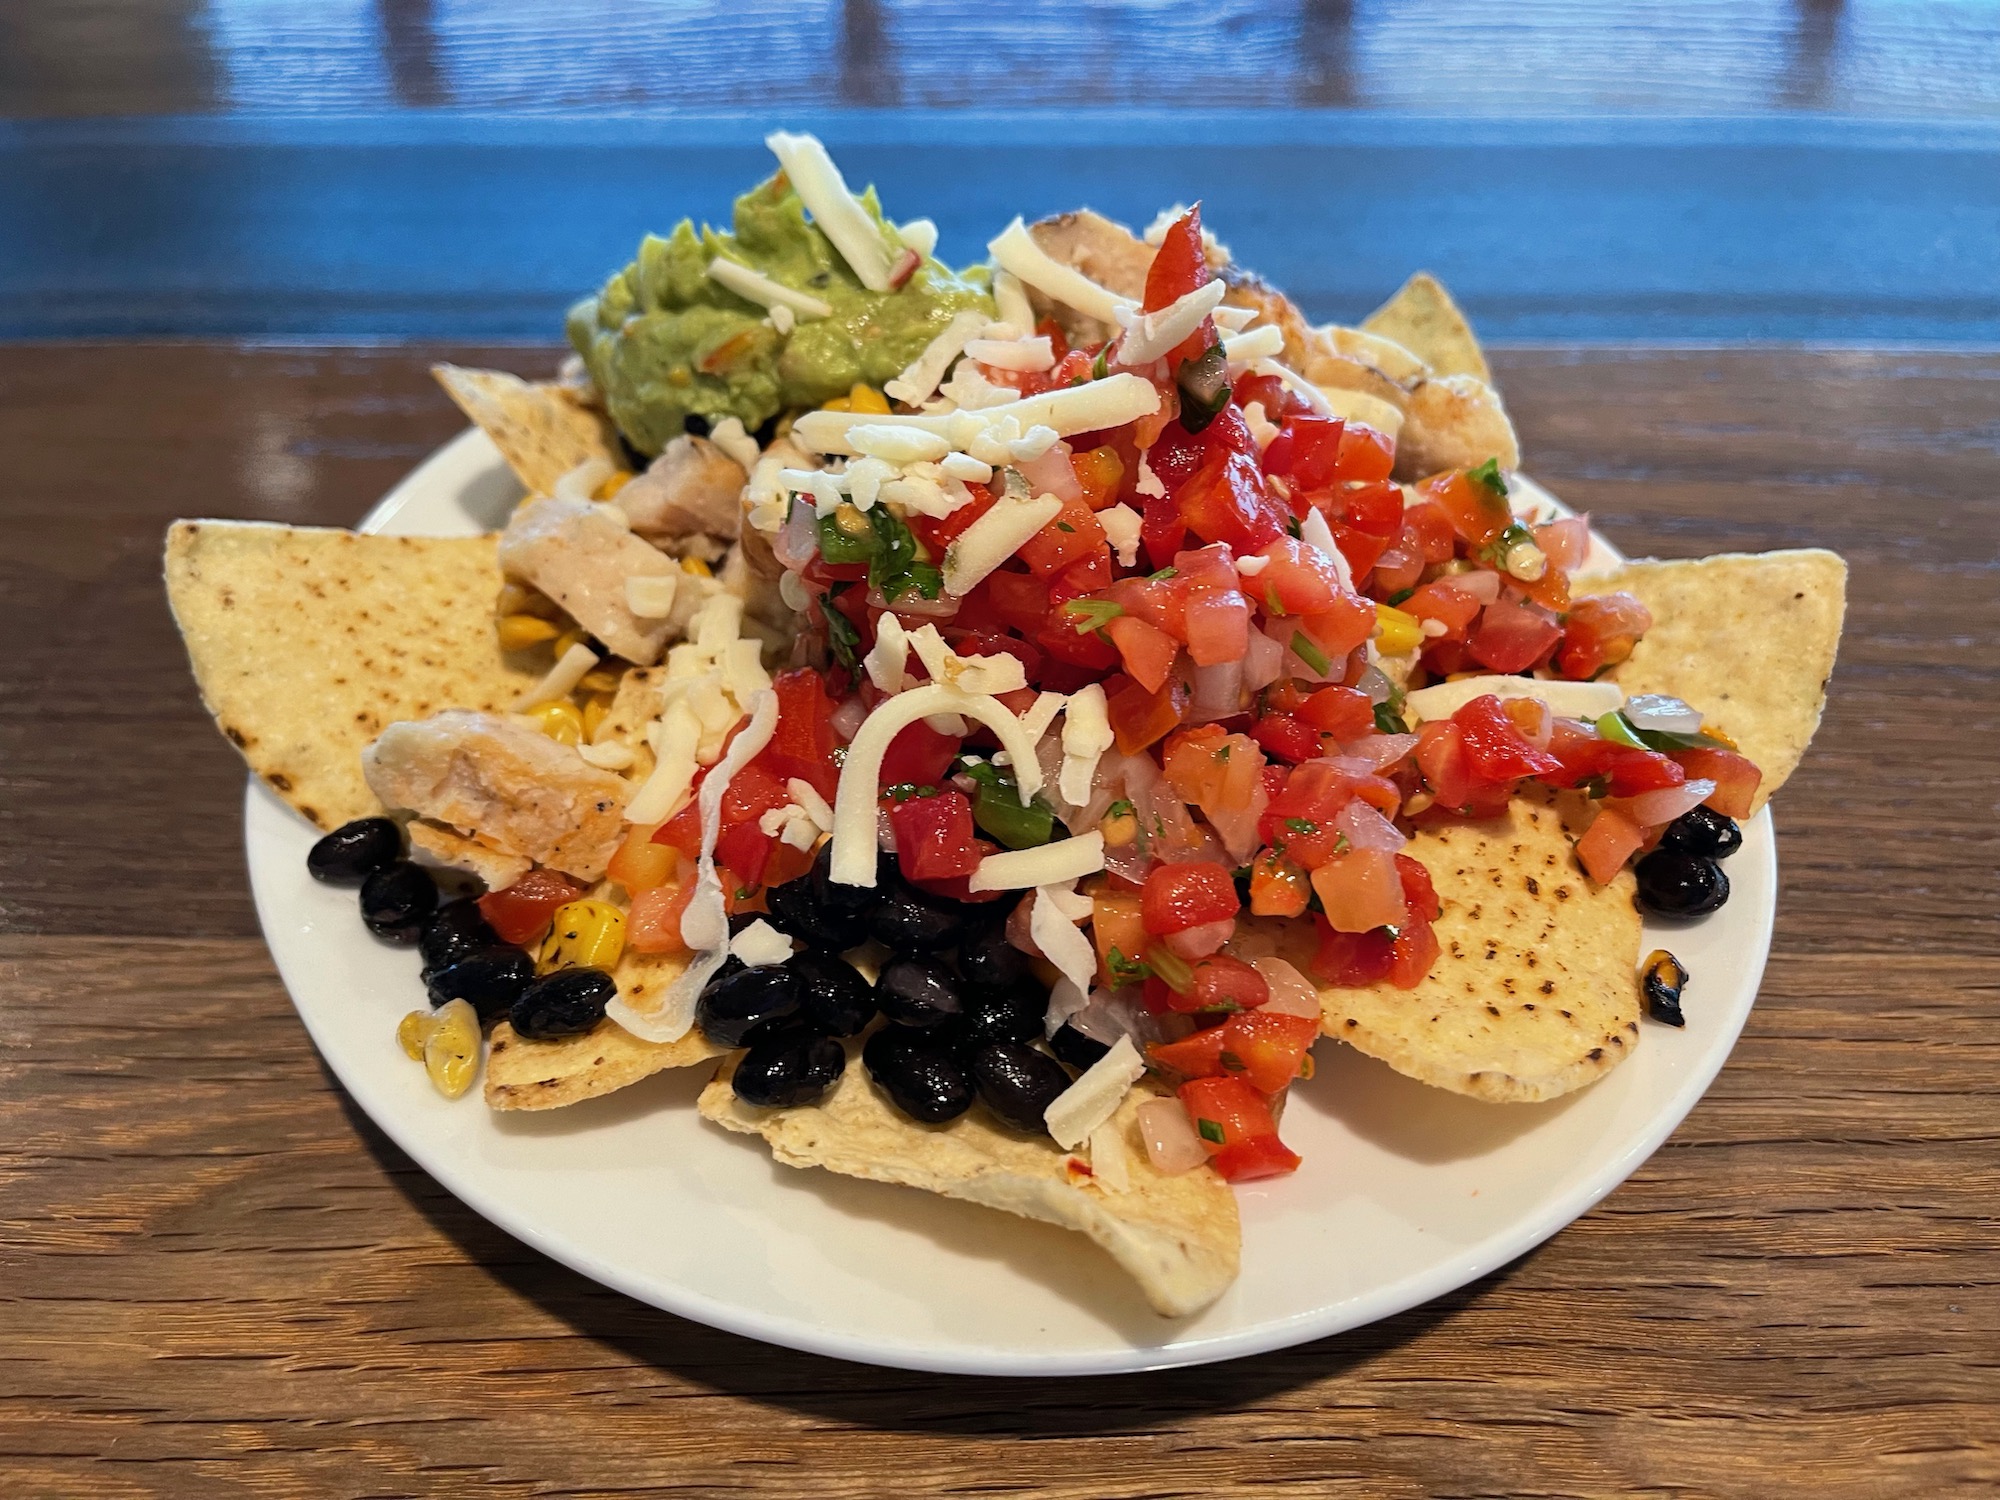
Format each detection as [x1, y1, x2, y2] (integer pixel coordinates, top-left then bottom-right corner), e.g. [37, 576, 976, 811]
[906, 623, 1028, 696]
[941, 491, 1062, 597]
[988, 217, 1134, 326]
[1222, 323, 1286, 363]
[1019, 690, 1067, 744]
[1242, 399, 1279, 452]
[729, 918, 795, 969]
[964, 335, 1055, 373]
[1098, 503, 1143, 568]
[884, 308, 988, 407]
[1028, 879, 1100, 998]
[968, 832, 1106, 893]
[848, 424, 951, 464]
[794, 373, 1160, 457]
[1088, 1122, 1134, 1193]
[1045, 1035, 1146, 1151]
[939, 451, 993, 483]
[553, 456, 617, 503]
[513, 642, 599, 711]
[1134, 450, 1167, 499]
[707, 255, 834, 319]
[1058, 682, 1113, 808]
[708, 416, 760, 473]
[764, 131, 895, 293]
[1299, 505, 1356, 592]
[897, 217, 939, 258]
[992, 267, 1035, 330]
[768, 304, 796, 337]
[828, 684, 1044, 888]
[863, 612, 910, 693]
[625, 699, 701, 825]
[1211, 303, 1258, 333]
[626, 572, 679, 619]
[1236, 553, 1270, 577]
[1253, 356, 1336, 417]
[1404, 675, 1625, 724]
[1114, 279, 1227, 366]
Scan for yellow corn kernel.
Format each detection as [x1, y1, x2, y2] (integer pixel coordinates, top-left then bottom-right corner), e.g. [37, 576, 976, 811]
[846, 383, 891, 414]
[1099, 808, 1140, 847]
[831, 502, 872, 541]
[424, 999, 481, 1099]
[578, 667, 623, 696]
[497, 613, 562, 652]
[595, 470, 633, 501]
[553, 627, 590, 658]
[524, 699, 585, 745]
[396, 1010, 429, 1060]
[680, 556, 713, 578]
[538, 899, 627, 974]
[496, 581, 561, 619]
[581, 693, 614, 740]
[1374, 603, 1424, 656]
[821, 395, 852, 411]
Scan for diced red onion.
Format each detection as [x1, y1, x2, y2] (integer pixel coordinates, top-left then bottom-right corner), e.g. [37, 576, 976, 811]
[1623, 693, 1704, 735]
[1137, 1099, 1210, 1175]
[1269, 622, 1338, 683]
[1454, 568, 1503, 604]
[1336, 797, 1407, 854]
[1354, 662, 1396, 705]
[774, 499, 819, 570]
[877, 806, 898, 851]
[1189, 658, 1246, 723]
[1250, 956, 1321, 1018]
[1165, 918, 1234, 960]
[1534, 515, 1591, 570]
[1624, 778, 1716, 829]
[1103, 838, 1153, 885]
[1511, 697, 1553, 749]
[868, 585, 958, 620]
[1205, 781, 1270, 867]
[1336, 732, 1419, 772]
[831, 696, 867, 741]
[1242, 628, 1285, 691]
[1016, 442, 1082, 503]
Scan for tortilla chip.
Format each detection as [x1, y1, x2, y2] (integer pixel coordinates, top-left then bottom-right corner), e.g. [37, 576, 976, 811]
[1298, 346, 1412, 414]
[1309, 789, 1644, 1103]
[1316, 386, 1406, 440]
[1393, 374, 1520, 480]
[1361, 272, 1490, 383]
[433, 364, 622, 497]
[484, 948, 722, 1110]
[1324, 324, 1430, 386]
[1590, 550, 1847, 815]
[700, 1048, 1240, 1317]
[164, 521, 538, 831]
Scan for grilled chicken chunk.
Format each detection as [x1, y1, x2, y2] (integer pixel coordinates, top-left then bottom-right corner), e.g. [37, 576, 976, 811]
[406, 819, 533, 891]
[612, 435, 747, 548]
[497, 496, 680, 665]
[363, 710, 629, 882]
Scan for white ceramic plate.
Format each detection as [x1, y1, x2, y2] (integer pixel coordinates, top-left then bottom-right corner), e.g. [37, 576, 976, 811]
[245, 429, 1774, 1376]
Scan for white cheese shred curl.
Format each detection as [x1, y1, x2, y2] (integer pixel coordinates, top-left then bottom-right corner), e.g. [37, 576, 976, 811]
[970, 833, 1106, 893]
[764, 131, 895, 293]
[1045, 1035, 1145, 1151]
[706, 256, 834, 319]
[988, 217, 1133, 326]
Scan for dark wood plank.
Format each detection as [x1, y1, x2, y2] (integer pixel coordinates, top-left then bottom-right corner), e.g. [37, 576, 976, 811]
[4, 1, 1997, 119]
[0, 938, 1991, 1495]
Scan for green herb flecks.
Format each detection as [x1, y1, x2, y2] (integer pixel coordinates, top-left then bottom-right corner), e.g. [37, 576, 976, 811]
[1290, 630, 1332, 676]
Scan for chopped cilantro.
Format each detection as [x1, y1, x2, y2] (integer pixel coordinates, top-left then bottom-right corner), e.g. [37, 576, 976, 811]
[1107, 799, 1135, 820]
[1197, 1117, 1227, 1145]
[1106, 947, 1153, 985]
[1219, 1051, 1247, 1071]
[1056, 521, 1076, 533]
[1385, 586, 1417, 606]
[1467, 457, 1509, 498]
[1091, 344, 1110, 381]
[1215, 744, 1231, 762]
[823, 587, 862, 671]
[1284, 817, 1319, 836]
[1148, 566, 1178, 581]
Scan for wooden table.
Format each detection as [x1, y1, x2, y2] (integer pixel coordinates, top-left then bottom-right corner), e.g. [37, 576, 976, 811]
[1, 343, 1994, 1495]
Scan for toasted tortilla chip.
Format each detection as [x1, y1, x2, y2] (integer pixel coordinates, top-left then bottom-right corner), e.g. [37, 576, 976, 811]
[1393, 374, 1520, 480]
[700, 1048, 1240, 1317]
[1590, 550, 1846, 815]
[485, 948, 722, 1110]
[164, 521, 538, 831]
[433, 364, 622, 497]
[1362, 272, 1490, 383]
[1309, 789, 1644, 1103]
[1325, 324, 1430, 386]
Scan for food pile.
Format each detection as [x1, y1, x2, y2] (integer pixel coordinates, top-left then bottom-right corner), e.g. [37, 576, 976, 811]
[167, 133, 1845, 1317]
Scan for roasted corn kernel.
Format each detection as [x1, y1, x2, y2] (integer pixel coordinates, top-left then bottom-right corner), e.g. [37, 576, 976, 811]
[1374, 603, 1424, 656]
[595, 470, 632, 501]
[538, 899, 627, 974]
[679, 556, 713, 579]
[497, 613, 562, 651]
[1098, 807, 1140, 847]
[581, 693, 615, 740]
[846, 383, 891, 414]
[578, 668, 623, 695]
[524, 699, 585, 745]
[496, 581, 561, 619]
[831, 502, 872, 541]
[399, 998, 480, 1098]
[821, 395, 852, 411]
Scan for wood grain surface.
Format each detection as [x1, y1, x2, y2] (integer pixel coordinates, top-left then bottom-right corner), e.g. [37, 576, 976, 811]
[0, 344, 1994, 1496]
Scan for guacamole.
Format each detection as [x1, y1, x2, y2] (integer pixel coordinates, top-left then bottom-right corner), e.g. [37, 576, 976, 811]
[568, 172, 993, 455]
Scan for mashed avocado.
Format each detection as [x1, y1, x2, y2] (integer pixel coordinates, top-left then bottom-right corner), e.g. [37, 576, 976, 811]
[568, 172, 993, 455]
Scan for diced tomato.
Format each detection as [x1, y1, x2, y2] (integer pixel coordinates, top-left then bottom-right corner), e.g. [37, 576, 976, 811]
[1222, 1011, 1318, 1092]
[713, 760, 792, 888]
[1108, 568, 1189, 638]
[907, 481, 994, 555]
[1298, 684, 1376, 741]
[1310, 848, 1407, 933]
[984, 568, 1050, 636]
[1312, 919, 1395, 987]
[625, 881, 694, 955]
[888, 789, 981, 883]
[1534, 514, 1592, 571]
[1674, 747, 1761, 817]
[1105, 613, 1179, 692]
[1248, 849, 1311, 917]
[1260, 759, 1357, 869]
[1293, 589, 1378, 661]
[1189, 953, 1269, 1014]
[758, 667, 841, 799]
[1468, 593, 1564, 673]
[1141, 860, 1240, 936]
[1398, 500, 1456, 565]
[1402, 578, 1482, 636]
[1327, 521, 1391, 584]
[1019, 495, 1108, 577]
[1421, 468, 1512, 547]
[1388, 917, 1441, 989]
[1072, 444, 1126, 511]
[1142, 205, 1218, 367]
[1184, 585, 1251, 667]
[1556, 591, 1653, 680]
[1452, 695, 1564, 782]
[477, 869, 583, 946]
[878, 718, 960, 789]
[607, 824, 677, 893]
[1252, 536, 1346, 616]
[1148, 1023, 1231, 1077]
[1262, 415, 1347, 490]
[1414, 721, 1475, 807]
[1179, 1075, 1279, 1152]
[1034, 609, 1122, 672]
[1576, 804, 1645, 885]
[1107, 672, 1189, 754]
[1233, 369, 1315, 424]
[651, 798, 704, 861]
[1395, 853, 1441, 923]
[1343, 481, 1404, 541]
[1178, 447, 1286, 553]
[1368, 542, 1425, 596]
[1604, 747, 1686, 797]
[1140, 481, 1189, 570]
[1334, 423, 1396, 483]
[1092, 890, 1148, 985]
[1251, 710, 1321, 765]
[907, 836, 1009, 905]
[1210, 1133, 1304, 1182]
[1047, 546, 1112, 603]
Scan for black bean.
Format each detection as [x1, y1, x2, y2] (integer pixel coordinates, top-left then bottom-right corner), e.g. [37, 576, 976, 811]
[1635, 850, 1730, 918]
[511, 967, 615, 1039]
[865, 872, 977, 951]
[696, 962, 802, 1046]
[863, 1025, 974, 1123]
[791, 950, 878, 1037]
[1642, 949, 1689, 1027]
[971, 1042, 1072, 1134]
[874, 955, 964, 1029]
[959, 981, 1045, 1049]
[359, 861, 437, 942]
[425, 947, 536, 1022]
[957, 921, 1036, 997]
[419, 899, 502, 970]
[732, 1026, 846, 1108]
[764, 849, 882, 950]
[813, 841, 886, 917]
[307, 817, 402, 884]
[1658, 805, 1743, 861]
[1049, 1024, 1112, 1071]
